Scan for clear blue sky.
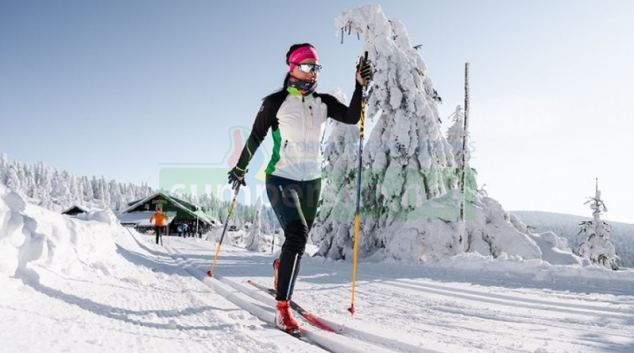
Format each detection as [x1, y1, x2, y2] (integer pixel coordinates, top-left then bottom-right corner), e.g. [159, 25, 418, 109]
[1, 1, 633, 222]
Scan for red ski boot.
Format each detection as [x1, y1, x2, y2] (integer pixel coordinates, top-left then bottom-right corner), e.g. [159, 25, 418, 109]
[275, 300, 299, 335]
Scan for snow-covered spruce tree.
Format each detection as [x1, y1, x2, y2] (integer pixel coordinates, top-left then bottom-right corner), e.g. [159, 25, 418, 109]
[312, 5, 561, 263]
[578, 179, 618, 270]
[5, 164, 21, 193]
[100, 176, 111, 209]
[216, 197, 228, 225]
[51, 169, 71, 207]
[24, 164, 36, 198]
[245, 196, 263, 252]
[108, 179, 126, 210]
[36, 162, 53, 208]
[312, 6, 463, 261]
[188, 193, 199, 207]
[261, 206, 277, 235]
[0, 153, 8, 185]
[82, 176, 94, 202]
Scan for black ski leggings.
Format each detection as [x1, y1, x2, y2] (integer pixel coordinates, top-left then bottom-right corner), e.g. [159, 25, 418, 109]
[266, 174, 321, 301]
[155, 226, 163, 244]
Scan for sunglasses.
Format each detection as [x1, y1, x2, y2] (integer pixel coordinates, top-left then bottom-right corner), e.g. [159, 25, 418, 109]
[292, 63, 322, 73]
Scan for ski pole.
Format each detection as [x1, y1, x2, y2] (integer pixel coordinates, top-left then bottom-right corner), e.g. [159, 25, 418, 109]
[349, 51, 371, 315]
[207, 185, 240, 277]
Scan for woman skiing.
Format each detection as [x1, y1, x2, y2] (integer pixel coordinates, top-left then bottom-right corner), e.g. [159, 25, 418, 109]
[228, 43, 373, 333]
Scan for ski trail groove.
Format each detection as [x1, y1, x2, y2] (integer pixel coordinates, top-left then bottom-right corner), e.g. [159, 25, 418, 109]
[352, 279, 634, 346]
[218, 275, 442, 353]
[166, 246, 406, 353]
[388, 279, 634, 317]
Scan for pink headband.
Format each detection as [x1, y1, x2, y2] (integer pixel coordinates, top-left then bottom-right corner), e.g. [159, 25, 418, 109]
[288, 46, 319, 72]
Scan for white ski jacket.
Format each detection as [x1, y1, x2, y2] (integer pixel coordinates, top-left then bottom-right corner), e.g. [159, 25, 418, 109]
[235, 85, 363, 182]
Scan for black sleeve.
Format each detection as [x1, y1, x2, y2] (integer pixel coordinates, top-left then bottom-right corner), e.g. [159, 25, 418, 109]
[234, 95, 280, 174]
[319, 83, 364, 125]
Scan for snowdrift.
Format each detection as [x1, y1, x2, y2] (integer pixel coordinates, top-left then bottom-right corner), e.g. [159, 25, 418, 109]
[0, 183, 131, 279]
[514, 210, 634, 268]
[348, 195, 583, 266]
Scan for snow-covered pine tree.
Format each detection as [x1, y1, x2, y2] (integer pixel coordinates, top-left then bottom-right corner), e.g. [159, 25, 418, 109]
[245, 196, 263, 251]
[100, 176, 110, 208]
[310, 5, 557, 263]
[200, 192, 215, 220]
[217, 197, 228, 225]
[261, 206, 277, 235]
[577, 178, 618, 270]
[69, 175, 82, 205]
[82, 176, 94, 202]
[109, 179, 126, 210]
[312, 6, 462, 261]
[0, 153, 8, 185]
[36, 163, 53, 208]
[5, 164, 21, 192]
[189, 193, 199, 207]
[52, 169, 71, 207]
[91, 176, 102, 204]
[23, 164, 36, 198]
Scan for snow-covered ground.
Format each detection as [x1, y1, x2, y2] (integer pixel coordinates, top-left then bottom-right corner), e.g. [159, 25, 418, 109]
[2, 183, 634, 353]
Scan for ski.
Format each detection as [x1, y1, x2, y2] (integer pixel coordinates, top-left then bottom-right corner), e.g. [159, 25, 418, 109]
[247, 280, 336, 333]
[285, 327, 302, 338]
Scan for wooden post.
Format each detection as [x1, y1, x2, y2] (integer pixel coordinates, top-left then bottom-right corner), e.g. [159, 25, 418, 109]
[460, 63, 470, 249]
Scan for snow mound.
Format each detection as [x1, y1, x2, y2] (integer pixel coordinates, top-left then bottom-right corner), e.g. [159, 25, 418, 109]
[434, 251, 634, 283]
[0, 183, 130, 279]
[75, 208, 121, 225]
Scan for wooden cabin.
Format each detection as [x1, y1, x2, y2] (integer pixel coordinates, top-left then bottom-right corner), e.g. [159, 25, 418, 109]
[61, 205, 89, 216]
[117, 191, 215, 234]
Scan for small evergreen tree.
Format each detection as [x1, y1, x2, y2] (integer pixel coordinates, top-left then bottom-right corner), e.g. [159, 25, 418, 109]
[245, 196, 263, 251]
[446, 105, 469, 171]
[5, 165, 21, 192]
[0, 153, 8, 185]
[577, 178, 618, 270]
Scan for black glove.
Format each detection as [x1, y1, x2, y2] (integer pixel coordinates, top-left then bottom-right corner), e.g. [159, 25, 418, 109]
[227, 167, 246, 190]
[356, 55, 374, 86]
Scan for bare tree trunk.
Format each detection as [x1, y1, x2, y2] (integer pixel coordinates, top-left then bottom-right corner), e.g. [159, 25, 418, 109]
[460, 62, 470, 250]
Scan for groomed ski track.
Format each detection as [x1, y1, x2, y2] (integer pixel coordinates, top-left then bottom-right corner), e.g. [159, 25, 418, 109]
[128, 230, 634, 353]
[163, 239, 435, 353]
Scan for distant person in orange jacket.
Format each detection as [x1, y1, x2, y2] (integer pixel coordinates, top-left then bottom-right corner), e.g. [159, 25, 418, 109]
[149, 208, 168, 244]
